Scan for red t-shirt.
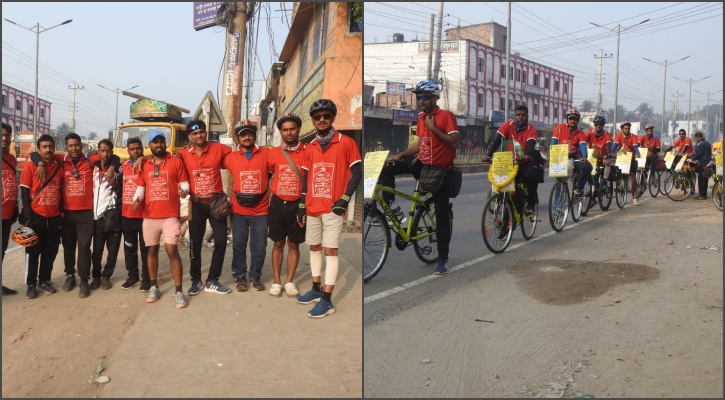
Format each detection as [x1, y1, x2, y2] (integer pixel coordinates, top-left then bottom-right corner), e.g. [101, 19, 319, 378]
[614, 132, 639, 153]
[639, 134, 660, 153]
[584, 130, 613, 160]
[2, 154, 18, 220]
[134, 154, 189, 219]
[302, 131, 362, 217]
[121, 159, 144, 219]
[177, 142, 232, 198]
[497, 119, 538, 160]
[267, 145, 306, 201]
[673, 137, 693, 155]
[224, 146, 270, 216]
[552, 123, 587, 157]
[19, 158, 63, 218]
[54, 153, 101, 211]
[416, 106, 458, 169]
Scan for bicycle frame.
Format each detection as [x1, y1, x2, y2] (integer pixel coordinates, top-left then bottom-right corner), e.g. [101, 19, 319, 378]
[369, 183, 435, 243]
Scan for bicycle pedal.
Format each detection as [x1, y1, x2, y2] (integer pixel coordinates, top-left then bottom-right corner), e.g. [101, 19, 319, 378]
[419, 246, 432, 256]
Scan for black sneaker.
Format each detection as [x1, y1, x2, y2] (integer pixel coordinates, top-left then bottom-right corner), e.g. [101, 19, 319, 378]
[236, 277, 249, 292]
[497, 226, 510, 240]
[62, 274, 76, 292]
[100, 277, 112, 290]
[250, 280, 265, 291]
[26, 285, 38, 299]
[79, 281, 90, 298]
[37, 281, 57, 294]
[89, 277, 102, 290]
[2, 285, 18, 295]
[121, 276, 140, 290]
[139, 280, 151, 292]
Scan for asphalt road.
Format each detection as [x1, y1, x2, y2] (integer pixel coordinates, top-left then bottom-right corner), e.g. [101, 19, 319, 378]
[363, 172, 618, 325]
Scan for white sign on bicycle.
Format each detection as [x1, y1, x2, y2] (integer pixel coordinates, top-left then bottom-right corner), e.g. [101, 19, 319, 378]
[664, 152, 676, 169]
[615, 151, 633, 174]
[363, 150, 390, 198]
[637, 148, 648, 169]
[675, 155, 687, 171]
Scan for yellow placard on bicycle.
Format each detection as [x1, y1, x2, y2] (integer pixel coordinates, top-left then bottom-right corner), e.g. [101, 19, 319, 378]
[587, 149, 599, 176]
[637, 148, 648, 169]
[491, 151, 516, 192]
[716, 152, 723, 176]
[664, 152, 676, 169]
[675, 155, 687, 171]
[549, 144, 569, 177]
[363, 150, 389, 198]
[615, 151, 633, 174]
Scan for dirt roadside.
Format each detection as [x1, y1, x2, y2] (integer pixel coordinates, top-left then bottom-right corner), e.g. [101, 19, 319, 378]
[2, 233, 362, 398]
[363, 197, 723, 398]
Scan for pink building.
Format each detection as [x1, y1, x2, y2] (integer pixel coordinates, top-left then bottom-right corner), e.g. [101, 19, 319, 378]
[2, 84, 52, 134]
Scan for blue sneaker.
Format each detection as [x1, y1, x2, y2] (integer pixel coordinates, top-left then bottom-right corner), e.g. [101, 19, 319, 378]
[434, 259, 449, 275]
[296, 289, 323, 304]
[188, 279, 203, 296]
[204, 279, 231, 294]
[307, 298, 335, 318]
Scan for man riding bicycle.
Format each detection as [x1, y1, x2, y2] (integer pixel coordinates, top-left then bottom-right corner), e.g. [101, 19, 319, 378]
[612, 121, 641, 206]
[584, 115, 613, 195]
[639, 123, 660, 180]
[551, 109, 592, 198]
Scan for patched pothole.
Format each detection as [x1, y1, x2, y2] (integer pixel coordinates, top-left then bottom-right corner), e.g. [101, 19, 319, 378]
[508, 259, 660, 305]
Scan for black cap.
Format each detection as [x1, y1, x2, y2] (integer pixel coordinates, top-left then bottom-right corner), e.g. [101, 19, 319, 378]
[276, 113, 302, 129]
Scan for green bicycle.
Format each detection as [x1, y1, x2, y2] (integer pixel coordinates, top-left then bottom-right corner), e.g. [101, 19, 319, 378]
[363, 179, 453, 283]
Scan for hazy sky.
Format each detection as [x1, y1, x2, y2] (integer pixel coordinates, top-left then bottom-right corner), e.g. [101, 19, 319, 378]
[364, 2, 723, 116]
[2, 2, 293, 137]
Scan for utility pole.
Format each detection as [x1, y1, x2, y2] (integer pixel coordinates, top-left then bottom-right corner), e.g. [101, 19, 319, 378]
[643, 56, 689, 139]
[432, 2, 444, 82]
[69, 81, 84, 133]
[673, 91, 684, 140]
[694, 89, 722, 138]
[594, 49, 612, 115]
[673, 75, 709, 141]
[98, 83, 139, 142]
[504, 2, 511, 120]
[426, 13, 434, 80]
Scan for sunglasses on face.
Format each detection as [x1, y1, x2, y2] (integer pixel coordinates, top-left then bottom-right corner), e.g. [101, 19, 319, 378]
[188, 124, 201, 131]
[594, 123, 603, 127]
[416, 95, 431, 102]
[72, 167, 80, 179]
[311, 113, 333, 121]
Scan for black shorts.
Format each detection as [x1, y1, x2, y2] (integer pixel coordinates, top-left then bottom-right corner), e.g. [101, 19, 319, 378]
[267, 194, 306, 244]
[629, 157, 638, 175]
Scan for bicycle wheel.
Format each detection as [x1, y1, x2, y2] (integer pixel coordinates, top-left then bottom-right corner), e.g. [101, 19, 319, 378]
[660, 170, 673, 194]
[571, 185, 583, 222]
[666, 174, 692, 201]
[411, 198, 444, 264]
[520, 198, 538, 240]
[712, 179, 723, 211]
[648, 170, 661, 197]
[481, 193, 513, 253]
[615, 178, 628, 208]
[579, 179, 593, 217]
[548, 181, 569, 232]
[598, 179, 613, 211]
[363, 206, 391, 283]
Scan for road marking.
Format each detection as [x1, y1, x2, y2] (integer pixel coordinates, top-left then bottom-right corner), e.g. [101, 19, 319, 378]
[364, 197, 649, 304]
[5, 245, 24, 253]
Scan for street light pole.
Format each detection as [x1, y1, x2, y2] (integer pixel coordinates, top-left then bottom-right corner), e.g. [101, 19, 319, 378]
[673, 76, 710, 140]
[590, 19, 649, 133]
[98, 84, 139, 142]
[694, 89, 722, 138]
[643, 55, 689, 141]
[4, 18, 73, 149]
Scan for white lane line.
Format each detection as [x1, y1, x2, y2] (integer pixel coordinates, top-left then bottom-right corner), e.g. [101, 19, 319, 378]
[364, 197, 649, 304]
[5, 245, 24, 253]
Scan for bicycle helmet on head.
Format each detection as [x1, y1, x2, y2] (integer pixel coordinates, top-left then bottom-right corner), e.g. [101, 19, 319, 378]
[412, 80, 441, 97]
[593, 115, 606, 125]
[620, 120, 631, 128]
[309, 99, 338, 117]
[644, 123, 654, 130]
[565, 108, 581, 121]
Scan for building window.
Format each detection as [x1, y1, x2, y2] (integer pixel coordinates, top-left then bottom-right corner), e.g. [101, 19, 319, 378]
[534, 74, 539, 86]
[516, 68, 521, 82]
[321, 3, 328, 52]
[298, 35, 308, 84]
[515, 100, 519, 108]
[563, 82, 568, 94]
[554, 106, 558, 119]
[15, 125, 20, 133]
[509, 67, 514, 81]
[16, 99, 21, 110]
[544, 106, 549, 117]
[522, 70, 527, 84]
[501, 64, 506, 79]
[29, 105, 33, 115]
[499, 97, 505, 111]
[1, 94, 5, 107]
[508, 99, 513, 109]
[534, 104, 539, 116]
[478, 57, 484, 74]
[40, 108, 45, 118]
[477, 93, 484, 108]
[555, 80, 559, 92]
[348, 2, 362, 33]
[544, 77, 550, 89]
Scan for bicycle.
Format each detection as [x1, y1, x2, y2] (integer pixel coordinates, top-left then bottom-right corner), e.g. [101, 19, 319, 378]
[363, 179, 453, 283]
[612, 165, 630, 209]
[663, 161, 695, 201]
[481, 160, 539, 253]
[712, 173, 723, 211]
[548, 162, 593, 232]
[636, 162, 661, 198]
[592, 163, 613, 211]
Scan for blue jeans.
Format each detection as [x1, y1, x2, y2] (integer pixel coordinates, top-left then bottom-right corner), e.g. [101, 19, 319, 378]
[231, 214, 268, 281]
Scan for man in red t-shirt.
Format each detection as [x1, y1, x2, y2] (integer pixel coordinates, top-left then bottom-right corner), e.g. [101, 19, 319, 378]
[131, 131, 190, 309]
[2, 123, 19, 295]
[673, 129, 693, 156]
[119, 137, 150, 291]
[384, 81, 458, 275]
[612, 121, 642, 205]
[551, 109, 593, 196]
[638, 123, 661, 177]
[296, 99, 362, 318]
[584, 116, 613, 195]
[225, 120, 270, 293]
[266, 113, 307, 297]
[19, 134, 64, 299]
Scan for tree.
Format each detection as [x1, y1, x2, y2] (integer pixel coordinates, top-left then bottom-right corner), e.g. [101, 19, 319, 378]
[579, 100, 595, 112]
[634, 102, 654, 123]
[55, 122, 71, 137]
[88, 131, 98, 140]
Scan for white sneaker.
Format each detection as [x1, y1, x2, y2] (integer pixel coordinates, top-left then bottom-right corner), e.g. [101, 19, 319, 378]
[269, 283, 283, 297]
[284, 282, 299, 297]
[633, 198, 639, 206]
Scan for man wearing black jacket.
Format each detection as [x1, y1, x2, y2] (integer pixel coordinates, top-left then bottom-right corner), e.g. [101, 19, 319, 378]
[688, 132, 712, 200]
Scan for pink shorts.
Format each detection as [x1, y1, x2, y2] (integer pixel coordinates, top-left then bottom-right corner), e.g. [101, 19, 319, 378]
[142, 217, 181, 246]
